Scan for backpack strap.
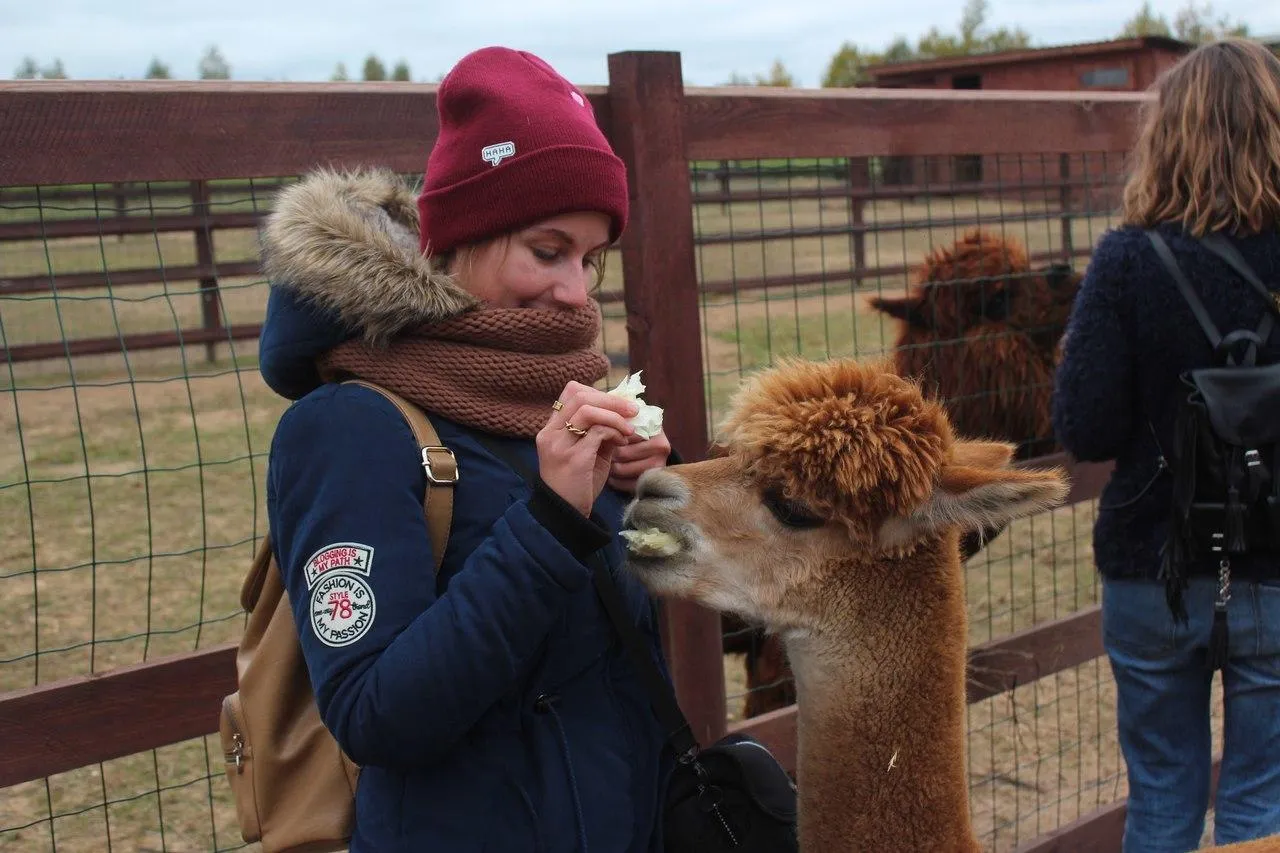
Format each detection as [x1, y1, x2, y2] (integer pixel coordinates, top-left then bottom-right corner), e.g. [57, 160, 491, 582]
[344, 380, 456, 574]
[1200, 232, 1279, 348]
[242, 381, 457, 612]
[1200, 233, 1280, 315]
[1147, 230, 1225, 351]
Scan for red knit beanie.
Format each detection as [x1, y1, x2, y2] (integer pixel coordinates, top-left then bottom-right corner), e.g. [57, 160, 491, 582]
[417, 47, 630, 255]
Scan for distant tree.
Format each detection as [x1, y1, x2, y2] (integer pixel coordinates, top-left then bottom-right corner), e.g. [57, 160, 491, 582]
[1173, 0, 1248, 42]
[721, 70, 753, 85]
[14, 57, 39, 79]
[823, 0, 1031, 86]
[981, 26, 1033, 51]
[331, 62, 349, 81]
[754, 59, 795, 86]
[391, 60, 411, 81]
[959, 0, 988, 47]
[145, 57, 172, 79]
[41, 59, 67, 79]
[362, 55, 387, 81]
[1121, 1, 1173, 37]
[921, 0, 1031, 57]
[914, 27, 966, 59]
[198, 45, 231, 79]
[882, 36, 917, 62]
[822, 43, 883, 87]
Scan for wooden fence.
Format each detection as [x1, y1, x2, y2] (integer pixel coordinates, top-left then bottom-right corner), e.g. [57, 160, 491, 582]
[0, 55, 1150, 850]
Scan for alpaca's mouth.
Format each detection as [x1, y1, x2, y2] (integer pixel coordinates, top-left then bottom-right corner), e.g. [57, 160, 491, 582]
[619, 525, 684, 559]
[619, 499, 692, 566]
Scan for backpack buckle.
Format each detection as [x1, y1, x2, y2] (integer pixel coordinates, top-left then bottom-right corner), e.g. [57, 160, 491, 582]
[422, 446, 459, 485]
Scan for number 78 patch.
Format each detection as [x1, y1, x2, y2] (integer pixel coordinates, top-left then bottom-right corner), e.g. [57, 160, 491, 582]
[304, 542, 376, 647]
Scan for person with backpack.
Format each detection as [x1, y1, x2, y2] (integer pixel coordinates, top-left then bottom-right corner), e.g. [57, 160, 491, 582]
[1052, 38, 1280, 852]
[252, 46, 678, 852]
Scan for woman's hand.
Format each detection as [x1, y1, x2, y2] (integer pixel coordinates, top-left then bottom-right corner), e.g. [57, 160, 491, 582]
[537, 381, 637, 516]
[607, 430, 673, 494]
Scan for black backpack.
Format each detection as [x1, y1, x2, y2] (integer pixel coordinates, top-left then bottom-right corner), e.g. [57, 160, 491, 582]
[1147, 230, 1280, 670]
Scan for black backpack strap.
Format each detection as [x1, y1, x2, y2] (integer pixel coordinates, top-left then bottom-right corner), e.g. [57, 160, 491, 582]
[468, 431, 701, 760]
[1200, 233, 1279, 313]
[1200, 232, 1278, 348]
[1147, 230, 1224, 351]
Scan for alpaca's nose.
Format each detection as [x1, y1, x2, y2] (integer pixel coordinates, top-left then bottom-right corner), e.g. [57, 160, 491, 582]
[634, 469, 686, 503]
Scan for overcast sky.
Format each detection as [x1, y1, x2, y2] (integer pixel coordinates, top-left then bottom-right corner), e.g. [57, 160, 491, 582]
[4, 0, 1275, 88]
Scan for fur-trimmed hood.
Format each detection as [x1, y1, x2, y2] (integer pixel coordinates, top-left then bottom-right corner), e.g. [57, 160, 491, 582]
[256, 167, 478, 399]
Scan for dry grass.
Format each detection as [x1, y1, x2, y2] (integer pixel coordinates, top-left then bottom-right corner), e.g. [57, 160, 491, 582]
[1, 174, 1151, 850]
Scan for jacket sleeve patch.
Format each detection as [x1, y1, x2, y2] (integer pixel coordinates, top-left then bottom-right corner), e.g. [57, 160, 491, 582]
[304, 542, 374, 588]
[311, 571, 377, 647]
[304, 542, 377, 648]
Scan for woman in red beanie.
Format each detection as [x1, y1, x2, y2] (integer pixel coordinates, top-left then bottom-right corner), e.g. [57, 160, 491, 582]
[256, 46, 676, 852]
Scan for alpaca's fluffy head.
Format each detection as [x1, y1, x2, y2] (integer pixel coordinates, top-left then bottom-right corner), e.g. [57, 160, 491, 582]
[868, 229, 1030, 336]
[621, 357, 1069, 633]
[868, 228, 1081, 345]
[714, 357, 954, 538]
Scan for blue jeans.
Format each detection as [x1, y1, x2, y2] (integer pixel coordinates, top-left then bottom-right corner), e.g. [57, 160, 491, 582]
[1103, 575, 1280, 852]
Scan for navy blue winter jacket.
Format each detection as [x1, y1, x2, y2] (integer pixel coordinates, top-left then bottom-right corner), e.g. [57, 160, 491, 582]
[256, 168, 674, 852]
[1052, 222, 1280, 583]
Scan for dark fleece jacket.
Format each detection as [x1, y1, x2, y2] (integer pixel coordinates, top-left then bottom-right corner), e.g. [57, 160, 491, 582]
[1051, 222, 1280, 583]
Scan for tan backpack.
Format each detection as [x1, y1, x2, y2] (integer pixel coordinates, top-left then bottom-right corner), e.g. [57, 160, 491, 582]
[219, 381, 458, 852]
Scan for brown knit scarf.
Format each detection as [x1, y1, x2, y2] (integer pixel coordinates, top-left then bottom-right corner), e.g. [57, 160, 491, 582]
[317, 303, 610, 438]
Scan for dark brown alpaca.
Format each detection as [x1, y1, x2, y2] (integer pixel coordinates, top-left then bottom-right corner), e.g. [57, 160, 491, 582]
[868, 228, 1080, 461]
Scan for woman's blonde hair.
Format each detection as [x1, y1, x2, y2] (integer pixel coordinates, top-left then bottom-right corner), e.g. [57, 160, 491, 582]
[1121, 38, 1280, 237]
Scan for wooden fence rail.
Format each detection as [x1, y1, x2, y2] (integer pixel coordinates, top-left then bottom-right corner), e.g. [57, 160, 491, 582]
[0, 450, 1115, 790]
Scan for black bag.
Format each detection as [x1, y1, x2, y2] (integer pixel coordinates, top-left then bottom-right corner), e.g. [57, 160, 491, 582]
[470, 433, 798, 851]
[1147, 230, 1280, 669]
[659, 732, 799, 851]
[587, 552, 798, 853]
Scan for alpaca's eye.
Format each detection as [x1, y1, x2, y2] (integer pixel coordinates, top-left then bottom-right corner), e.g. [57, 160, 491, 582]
[762, 488, 825, 529]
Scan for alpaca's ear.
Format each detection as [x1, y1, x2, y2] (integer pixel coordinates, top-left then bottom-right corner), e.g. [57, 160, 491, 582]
[868, 294, 930, 329]
[949, 439, 1015, 470]
[908, 458, 1068, 537]
[1042, 263, 1081, 298]
[977, 281, 1012, 322]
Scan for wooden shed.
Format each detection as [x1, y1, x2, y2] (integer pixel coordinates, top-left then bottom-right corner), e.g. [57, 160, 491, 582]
[865, 35, 1192, 92]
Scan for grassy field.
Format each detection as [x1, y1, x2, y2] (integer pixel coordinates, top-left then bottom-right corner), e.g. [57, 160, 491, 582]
[3, 171, 1208, 851]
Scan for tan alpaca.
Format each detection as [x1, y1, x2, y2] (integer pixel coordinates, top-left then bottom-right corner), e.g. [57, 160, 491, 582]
[621, 357, 1280, 852]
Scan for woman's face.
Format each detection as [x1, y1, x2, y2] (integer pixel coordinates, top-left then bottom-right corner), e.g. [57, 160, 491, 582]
[452, 211, 611, 310]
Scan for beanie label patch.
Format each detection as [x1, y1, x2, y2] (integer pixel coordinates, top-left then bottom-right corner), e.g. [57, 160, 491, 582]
[481, 141, 516, 167]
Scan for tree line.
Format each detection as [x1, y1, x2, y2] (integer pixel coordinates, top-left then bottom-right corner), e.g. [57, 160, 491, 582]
[728, 0, 1252, 88]
[11, 47, 424, 82]
[13, 2, 1258, 86]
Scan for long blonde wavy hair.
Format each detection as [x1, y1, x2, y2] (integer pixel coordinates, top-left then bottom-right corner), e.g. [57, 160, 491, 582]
[1121, 38, 1280, 237]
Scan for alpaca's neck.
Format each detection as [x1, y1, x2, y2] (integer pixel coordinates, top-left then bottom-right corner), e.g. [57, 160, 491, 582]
[784, 553, 980, 852]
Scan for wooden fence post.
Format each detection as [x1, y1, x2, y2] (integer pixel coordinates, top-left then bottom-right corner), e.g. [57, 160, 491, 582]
[1059, 153, 1074, 264]
[606, 50, 727, 748]
[847, 157, 869, 281]
[114, 182, 127, 241]
[190, 180, 220, 362]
